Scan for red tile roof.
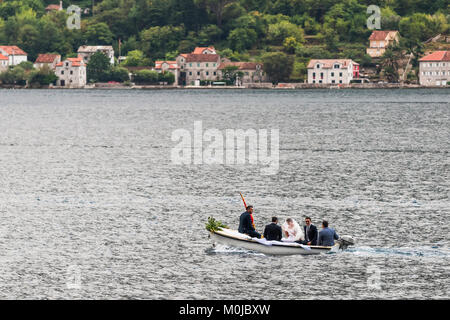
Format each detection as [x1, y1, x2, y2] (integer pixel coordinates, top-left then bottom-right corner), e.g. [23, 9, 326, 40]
[0, 45, 27, 55]
[218, 62, 262, 70]
[46, 4, 61, 10]
[185, 54, 220, 63]
[307, 59, 358, 69]
[369, 30, 398, 41]
[35, 53, 60, 63]
[56, 56, 84, 67]
[192, 47, 216, 54]
[0, 53, 8, 60]
[419, 51, 450, 62]
[155, 61, 178, 70]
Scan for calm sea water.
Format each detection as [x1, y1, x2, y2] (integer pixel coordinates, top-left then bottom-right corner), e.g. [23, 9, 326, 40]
[0, 88, 448, 299]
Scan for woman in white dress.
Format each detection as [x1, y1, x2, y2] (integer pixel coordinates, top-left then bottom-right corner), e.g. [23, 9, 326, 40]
[281, 218, 305, 242]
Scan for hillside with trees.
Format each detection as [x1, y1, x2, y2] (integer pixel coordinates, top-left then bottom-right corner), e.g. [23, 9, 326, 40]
[0, 0, 449, 82]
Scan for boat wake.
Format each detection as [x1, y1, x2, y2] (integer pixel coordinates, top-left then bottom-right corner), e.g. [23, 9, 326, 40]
[346, 246, 450, 258]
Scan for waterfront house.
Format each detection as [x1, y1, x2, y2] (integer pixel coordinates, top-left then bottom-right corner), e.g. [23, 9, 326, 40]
[154, 61, 179, 84]
[307, 59, 359, 84]
[218, 62, 268, 85]
[0, 53, 8, 71]
[77, 45, 115, 65]
[366, 30, 399, 58]
[419, 51, 450, 86]
[176, 48, 222, 85]
[34, 53, 61, 70]
[0, 46, 27, 66]
[55, 56, 86, 88]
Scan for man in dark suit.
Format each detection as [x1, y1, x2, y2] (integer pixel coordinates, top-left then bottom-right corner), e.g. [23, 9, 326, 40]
[318, 220, 339, 246]
[263, 217, 282, 241]
[238, 205, 261, 238]
[301, 216, 318, 245]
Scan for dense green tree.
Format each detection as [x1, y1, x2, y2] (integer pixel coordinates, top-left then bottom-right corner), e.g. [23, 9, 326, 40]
[133, 69, 159, 84]
[87, 51, 111, 82]
[261, 51, 294, 84]
[84, 22, 114, 45]
[122, 50, 152, 66]
[227, 27, 257, 51]
[28, 65, 58, 86]
[140, 25, 184, 59]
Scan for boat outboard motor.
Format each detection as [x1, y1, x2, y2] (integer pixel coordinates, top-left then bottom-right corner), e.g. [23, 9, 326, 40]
[337, 235, 355, 250]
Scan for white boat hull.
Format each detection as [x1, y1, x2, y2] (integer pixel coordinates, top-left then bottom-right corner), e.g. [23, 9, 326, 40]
[209, 229, 336, 255]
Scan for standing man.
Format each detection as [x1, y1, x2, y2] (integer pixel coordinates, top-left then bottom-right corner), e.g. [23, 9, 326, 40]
[302, 216, 318, 245]
[263, 217, 282, 241]
[317, 220, 339, 246]
[238, 205, 261, 239]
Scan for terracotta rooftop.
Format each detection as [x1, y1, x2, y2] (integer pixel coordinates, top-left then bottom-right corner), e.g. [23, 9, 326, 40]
[45, 4, 61, 10]
[0, 53, 8, 60]
[307, 59, 358, 69]
[35, 53, 60, 63]
[184, 54, 220, 63]
[56, 56, 84, 67]
[419, 51, 450, 62]
[369, 30, 398, 41]
[192, 47, 216, 54]
[218, 62, 262, 70]
[0, 45, 27, 55]
[155, 61, 178, 69]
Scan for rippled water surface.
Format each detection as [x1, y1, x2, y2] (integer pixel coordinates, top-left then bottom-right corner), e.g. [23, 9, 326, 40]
[0, 88, 449, 299]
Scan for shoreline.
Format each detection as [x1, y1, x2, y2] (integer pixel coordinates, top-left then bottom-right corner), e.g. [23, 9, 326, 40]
[1, 83, 449, 90]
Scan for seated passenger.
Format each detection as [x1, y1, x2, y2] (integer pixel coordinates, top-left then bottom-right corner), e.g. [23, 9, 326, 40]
[317, 220, 339, 246]
[263, 217, 282, 241]
[281, 218, 304, 242]
[238, 205, 261, 239]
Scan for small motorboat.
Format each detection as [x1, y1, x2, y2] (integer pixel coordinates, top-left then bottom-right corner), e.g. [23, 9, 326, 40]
[209, 228, 355, 256]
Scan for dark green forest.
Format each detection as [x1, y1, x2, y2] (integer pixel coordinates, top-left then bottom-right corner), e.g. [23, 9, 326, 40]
[0, 0, 449, 80]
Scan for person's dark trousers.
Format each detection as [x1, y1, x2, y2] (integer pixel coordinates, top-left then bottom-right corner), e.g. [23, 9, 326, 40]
[248, 230, 261, 239]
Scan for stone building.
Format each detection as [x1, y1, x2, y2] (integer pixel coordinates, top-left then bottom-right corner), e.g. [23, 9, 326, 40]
[77, 45, 115, 65]
[34, 53, 61, 70]
[419, 51, 450, 86]
[154, 60, 179, 84]
[176, 48, 222, 85]
[55, 56, 86, 88]
[218, 62, 268, 85]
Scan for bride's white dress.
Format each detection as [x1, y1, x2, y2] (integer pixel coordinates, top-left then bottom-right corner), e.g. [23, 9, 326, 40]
[281, 219, 305, 242]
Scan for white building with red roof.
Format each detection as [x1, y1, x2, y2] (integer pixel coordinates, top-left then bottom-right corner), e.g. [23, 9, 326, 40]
[34, 53, 61, 70]
[0, 53, 8, 71]
[366, 30, 399, 58]
[55, 56, 86, 87]
[307, 59, 359, 84]
[419, 51, 450, 86]
[0, 45, 27, 66]
[154, 60, 179, 84]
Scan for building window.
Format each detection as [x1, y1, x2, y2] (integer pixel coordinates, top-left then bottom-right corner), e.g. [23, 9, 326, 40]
[312, 80, 315, 83]
[70, 71, 73, 75]
[206, 71, 209, 76]
[339, 72, 343, 77]
[197, 71, 200, 76]
[189, 63, 192, 67]
[316, 64, 320, 69]
[61, 71, 64, 75]
[334, 64, 340, 69]
[339, 80, 342, 83]
[197, 63, 200, 67]
[319, 80, 322, 83]
[332, 80, 335, 83]
[213, 72, 216, 76]
[189, 72, 192, 75]
[206, 63, 209, 67]
[66, 62, 69, 67]
[320, 72, 323, 79]
[331, 72, 334, 77]
[313, 72, 316, 78]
